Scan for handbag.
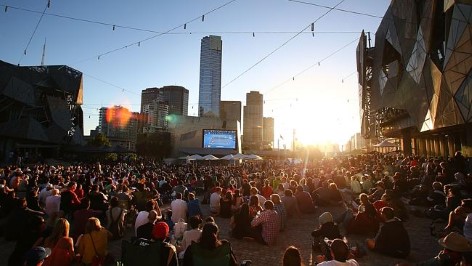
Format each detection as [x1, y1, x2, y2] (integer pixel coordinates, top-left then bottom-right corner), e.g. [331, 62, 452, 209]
[89, 233, 115, 266]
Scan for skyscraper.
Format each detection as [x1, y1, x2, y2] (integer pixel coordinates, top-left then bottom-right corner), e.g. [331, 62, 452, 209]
[198, 35, 222, 117]
[141, 86, 188, 116]
[243, 91, 263, 150]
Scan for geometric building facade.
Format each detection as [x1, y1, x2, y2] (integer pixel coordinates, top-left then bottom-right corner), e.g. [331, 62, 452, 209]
[243, 91, 264, 151]
[0, 60, 84, 161]
[357, 0, 472, 157]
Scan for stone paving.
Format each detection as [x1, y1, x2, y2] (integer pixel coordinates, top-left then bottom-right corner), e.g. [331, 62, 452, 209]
[0, 203, 441, 266]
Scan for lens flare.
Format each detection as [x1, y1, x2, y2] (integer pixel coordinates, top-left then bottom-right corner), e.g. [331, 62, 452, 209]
[105, 106, 131, 129]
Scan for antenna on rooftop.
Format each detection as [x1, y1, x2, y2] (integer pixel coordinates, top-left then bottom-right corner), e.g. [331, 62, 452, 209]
[41, 38, 46, 66]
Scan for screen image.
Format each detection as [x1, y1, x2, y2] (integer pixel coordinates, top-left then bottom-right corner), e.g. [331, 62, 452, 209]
[202, 129, 237, 149]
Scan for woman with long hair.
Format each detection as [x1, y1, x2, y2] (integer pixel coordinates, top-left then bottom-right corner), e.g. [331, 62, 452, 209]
[249, 195, 263, 219]
[183, 222, 238, 266]
[220, 191, 233, 218]
[106, 196, 126, 240]
[77, 217, 112, 265]
[283, 246, 304, 266]
[43, 218, 74, 266]
[231, 189, 243, 212]
[230, 203, 254, 239]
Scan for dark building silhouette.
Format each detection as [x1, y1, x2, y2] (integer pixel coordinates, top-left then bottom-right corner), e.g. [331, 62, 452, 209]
[357, 0, 472, 156]
[0, 60, 84, 160]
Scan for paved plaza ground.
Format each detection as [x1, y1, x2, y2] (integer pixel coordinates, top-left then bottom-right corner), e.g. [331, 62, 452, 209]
[0, 203, 441, 266]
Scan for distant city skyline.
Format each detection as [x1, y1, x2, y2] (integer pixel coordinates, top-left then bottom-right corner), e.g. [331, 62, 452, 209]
[0, 0, 391, 146]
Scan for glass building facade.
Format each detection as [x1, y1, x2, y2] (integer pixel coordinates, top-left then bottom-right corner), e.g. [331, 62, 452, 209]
[198, 35, 222, 117]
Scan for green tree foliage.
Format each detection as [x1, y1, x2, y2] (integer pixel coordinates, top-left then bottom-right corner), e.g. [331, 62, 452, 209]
[88, 133, 111, 147]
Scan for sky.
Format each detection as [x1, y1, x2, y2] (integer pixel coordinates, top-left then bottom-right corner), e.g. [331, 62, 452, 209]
[0, 0, 391, 147]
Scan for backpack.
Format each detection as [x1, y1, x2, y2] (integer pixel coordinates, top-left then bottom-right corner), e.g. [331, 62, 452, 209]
[108, 208, 125, 240]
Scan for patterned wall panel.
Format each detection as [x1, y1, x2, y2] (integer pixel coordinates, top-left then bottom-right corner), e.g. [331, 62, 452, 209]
[358, 0, 471, 138]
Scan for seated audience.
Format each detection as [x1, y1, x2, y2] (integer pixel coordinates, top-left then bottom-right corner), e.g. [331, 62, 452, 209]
[316, 238, 359, 266]
[251, 200, 280, 246]
[366, 207, 410, 258]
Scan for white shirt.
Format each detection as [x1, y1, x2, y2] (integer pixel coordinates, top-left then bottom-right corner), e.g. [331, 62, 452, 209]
[135, 211, 149, 235]
[45, 195, 61, 217]
[209, 192, 221, 213]
[317, 259, 359, 266]
[38, 187, 52, 207]
[256, 194, 267, 206]
[171, 199, 188, 223]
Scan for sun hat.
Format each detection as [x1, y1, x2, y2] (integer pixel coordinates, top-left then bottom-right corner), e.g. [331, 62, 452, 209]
[319, 212, 333, 225]
[438, 232, 472, 252]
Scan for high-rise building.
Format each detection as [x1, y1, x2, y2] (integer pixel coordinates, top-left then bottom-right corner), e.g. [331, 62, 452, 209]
[98, 106, 138, 150]
[142, 86, 188, 116]
[198, 35, 222, 117]
[263, 117, 274, 149]
[243, 91, 263, 150]
[142, 99, 169, 133]
[159, 86, 189, 116]
[220, 101, 242, 123]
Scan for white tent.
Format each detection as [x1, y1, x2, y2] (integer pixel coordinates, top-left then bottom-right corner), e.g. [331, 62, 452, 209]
[245, 154, 263, 160]
[203, 154, 219, 160]
[232, 153, 246, 160]
[187, 154, 203, 160]
[221, 154, 235, 160]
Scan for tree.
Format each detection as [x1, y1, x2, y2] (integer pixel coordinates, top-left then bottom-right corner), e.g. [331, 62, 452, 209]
[88, 133, 111, 147]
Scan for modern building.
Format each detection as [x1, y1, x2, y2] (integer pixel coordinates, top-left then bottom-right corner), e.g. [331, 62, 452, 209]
[263, 117, 275, 149]
[198, 35, 222, 117]
[357, 0, 472, 157]
[220, 101, 242, 123]
[243, 91, 264, 150]
[98, 106, 138, 151]
[142, 99, 169, 133]
[166, 115, 241, 157]
[0, 60, 84, 161]
[141, 86, 188, 116]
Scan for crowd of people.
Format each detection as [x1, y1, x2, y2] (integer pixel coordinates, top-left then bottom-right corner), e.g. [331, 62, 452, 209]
[0, 150, 470, 265]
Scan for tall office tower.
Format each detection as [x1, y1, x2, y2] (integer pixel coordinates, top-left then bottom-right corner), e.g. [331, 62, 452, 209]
[263, 117, 274, 149]
[198, 35, 222, 117]
[243, 91, 263, 150]
[220, 101, 242, 122]
[141, 86, 189, 116]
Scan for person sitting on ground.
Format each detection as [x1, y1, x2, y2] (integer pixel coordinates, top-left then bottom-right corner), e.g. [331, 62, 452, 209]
[220, 191, 233, 218]
[136, 210, 158, 239]
[295, 185, 315, 213]
[271, 194, 287, 231]
[251, 200, 281, 246]
[209, 187, 222, 215]
[327, 183, 344, 206]
[282, 246, 304, 266]
[187, 193, 202, 218]
[313, 181, 331, 206]
[23, 246, 51, 266]
[250, 187, 266, 206]
[183, 222, 238, 266]
[230, 203, 254, 239]
[42, 218, 74, 266]
[282, 189, 301, 218]
[77, 217, 112, 265]
[231, 189, 243, 213]
[368, 181, 385, 202]
[366, 207, 410, 258]
[151, 221, 178, 266]
[416, 232, 472, 266]
[338, 193, 379, 235]
[71, 198, 102, 240]
[135, 199, 161, 236]
[248, 195, 263, 219]
[178, 216, 203, 259]
[171, 192, 188, 223]
[106, 196, 126, 240]
[261, 180, 273, 199]
[316, 238, 359, 266]
[312, 212, 342, 260]
[444, 198, 472, 233]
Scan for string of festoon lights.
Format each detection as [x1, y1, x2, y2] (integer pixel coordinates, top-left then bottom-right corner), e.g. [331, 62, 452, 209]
[17, 0, 51, 65]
